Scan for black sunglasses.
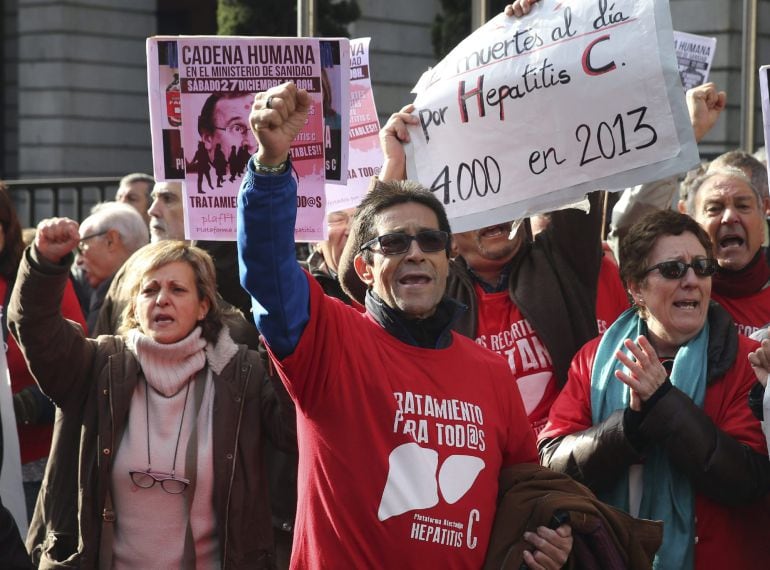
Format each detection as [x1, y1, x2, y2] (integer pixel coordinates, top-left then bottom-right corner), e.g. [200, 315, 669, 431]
[643, 258, 717, 280]
[360, 230, 449, 256]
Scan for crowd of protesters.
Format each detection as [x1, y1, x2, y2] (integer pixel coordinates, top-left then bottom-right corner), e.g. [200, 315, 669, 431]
[0, 0, 769, 568]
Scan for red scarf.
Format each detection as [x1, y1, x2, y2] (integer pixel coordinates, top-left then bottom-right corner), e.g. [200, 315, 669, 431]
[712, 249, 770, 298]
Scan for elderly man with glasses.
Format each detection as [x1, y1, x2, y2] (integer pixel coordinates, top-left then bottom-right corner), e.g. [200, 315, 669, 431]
[237, 82, 573, 569]
[76, 202, 148, 333]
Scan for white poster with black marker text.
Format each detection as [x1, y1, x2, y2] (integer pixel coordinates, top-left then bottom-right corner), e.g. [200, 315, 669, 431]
[406, 0, 698, 232]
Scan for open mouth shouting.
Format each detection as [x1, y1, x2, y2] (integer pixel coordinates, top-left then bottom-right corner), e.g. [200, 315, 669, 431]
[397, 270, 433, 288]
[478, 224, 512, 241]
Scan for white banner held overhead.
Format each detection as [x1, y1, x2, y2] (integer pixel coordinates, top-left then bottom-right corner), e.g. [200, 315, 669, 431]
[407, 0, 698, 232]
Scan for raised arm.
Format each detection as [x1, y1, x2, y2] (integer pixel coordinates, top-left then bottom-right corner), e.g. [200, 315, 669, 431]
[8, 218, 95, 410]
[236, 82, 312, 358]
[378, 103, 418, 182]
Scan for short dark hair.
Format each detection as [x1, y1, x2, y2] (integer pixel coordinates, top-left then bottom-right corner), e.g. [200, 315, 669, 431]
[118, 172, 154, 205]
[120, 172, 154, 188]
[198, 92, 251, 136]
[351, 180, 452, 264]
[619, 209, 713, 288]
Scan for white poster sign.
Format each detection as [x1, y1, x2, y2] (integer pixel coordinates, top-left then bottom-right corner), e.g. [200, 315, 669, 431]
[407, 0, 698, 232]
[147, 36, 326, 241]
[674, 30, 716, 91]
[759, 66, 770, 179]
[325, 38, 383, 214]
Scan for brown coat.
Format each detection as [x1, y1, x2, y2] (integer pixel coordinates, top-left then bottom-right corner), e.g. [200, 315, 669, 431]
[484, 464, 662, 570]
[9, 247, 292, 569]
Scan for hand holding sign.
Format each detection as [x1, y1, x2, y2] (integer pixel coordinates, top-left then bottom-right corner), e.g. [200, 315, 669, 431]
[506, 0, 540, 18]
[250, 82, 312, 166]
[379, 103, 418, 181]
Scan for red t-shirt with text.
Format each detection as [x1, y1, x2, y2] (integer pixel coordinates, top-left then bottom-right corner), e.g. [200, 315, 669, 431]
[473, 284, 556, 434]
[270, 275, 538, 569]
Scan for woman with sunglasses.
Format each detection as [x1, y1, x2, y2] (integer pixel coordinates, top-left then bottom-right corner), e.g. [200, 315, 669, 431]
[9, 218, 292, 568]
[537, 209, 770, 569]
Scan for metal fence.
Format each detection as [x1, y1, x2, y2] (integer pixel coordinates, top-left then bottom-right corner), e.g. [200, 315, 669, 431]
[4, 177, 121, 228]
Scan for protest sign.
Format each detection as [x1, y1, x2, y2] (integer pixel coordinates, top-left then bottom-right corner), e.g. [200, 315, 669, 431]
[147, 37, 326, 241]
[325, 38, 383, 215]
[759, 66, 770, 176]
[406, 0, 699, 232]
[321, 39, 351, 185]
[147, 40, 185, 182]
[674, 31, 716, 91]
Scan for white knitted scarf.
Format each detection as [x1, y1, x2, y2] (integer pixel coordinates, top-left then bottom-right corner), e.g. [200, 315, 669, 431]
[126, 327, 207, 397]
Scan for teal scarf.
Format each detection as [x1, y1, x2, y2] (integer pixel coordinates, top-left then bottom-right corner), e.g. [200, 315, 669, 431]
[590, 308, 709, 570]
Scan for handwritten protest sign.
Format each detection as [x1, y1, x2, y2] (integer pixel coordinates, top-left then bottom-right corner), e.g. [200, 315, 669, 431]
[759, 66, 770, 175]
[674, 31, 716, 91]
[321, 39, 350, 185]
[147, 37, 326, 241]
[406, 0, 698, 232]
[325, 38, 383, 215]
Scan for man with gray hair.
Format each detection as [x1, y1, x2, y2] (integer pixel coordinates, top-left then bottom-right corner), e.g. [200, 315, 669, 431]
[115, 172, 154, 227]
[677, 165, 770, 336]
[610, 83, 770, 335]
[76, 201, 148, 333]
[708, 150, 770, 209]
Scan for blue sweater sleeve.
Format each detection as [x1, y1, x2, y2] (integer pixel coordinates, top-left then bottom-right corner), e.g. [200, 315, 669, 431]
[236, 157, 309, 358]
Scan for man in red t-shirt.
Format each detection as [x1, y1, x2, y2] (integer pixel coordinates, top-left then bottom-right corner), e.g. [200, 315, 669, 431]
[362, 122, 625, 436]
[237, 82, 572, 569]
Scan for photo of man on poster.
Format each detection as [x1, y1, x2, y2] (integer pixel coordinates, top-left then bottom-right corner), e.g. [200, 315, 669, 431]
[191, 91, 258, 186]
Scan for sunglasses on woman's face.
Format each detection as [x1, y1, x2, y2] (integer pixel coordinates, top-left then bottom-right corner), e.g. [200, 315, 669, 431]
[359, 230, 449, 256]
[642, 258, 717, 280]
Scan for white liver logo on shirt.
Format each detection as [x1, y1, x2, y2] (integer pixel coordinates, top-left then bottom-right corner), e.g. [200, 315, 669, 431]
[516, 371, 551, 416]
[377, 443, 485, 521]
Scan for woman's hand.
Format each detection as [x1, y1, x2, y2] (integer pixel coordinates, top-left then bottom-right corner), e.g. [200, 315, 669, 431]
[34, 217, 80, 264]
[748, 339, 770, 387]
[614, 335, 668, 411]
[378, 103, 418, 182]
[505, 0, 541, 17]
[523, 524, 572, 569]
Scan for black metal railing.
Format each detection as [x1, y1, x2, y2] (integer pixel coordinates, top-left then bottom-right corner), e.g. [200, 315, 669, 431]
[4, 177, 121, 228]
